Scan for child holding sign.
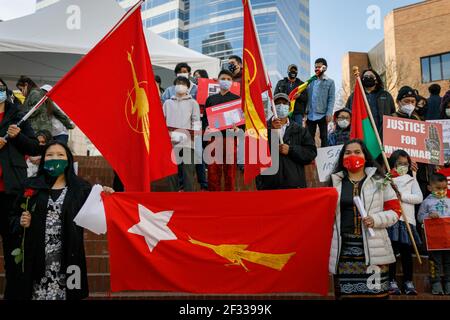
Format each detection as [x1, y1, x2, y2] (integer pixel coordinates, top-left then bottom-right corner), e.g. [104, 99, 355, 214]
[387, 150, 423, 296]
[418, 173, 450, 295]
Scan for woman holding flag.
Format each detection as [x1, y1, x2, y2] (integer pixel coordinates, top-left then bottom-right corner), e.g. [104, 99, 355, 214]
[329, 139, 401, 299]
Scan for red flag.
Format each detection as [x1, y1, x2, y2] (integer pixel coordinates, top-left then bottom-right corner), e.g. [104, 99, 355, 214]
[103, 188, 338, 295]
[242, 0, 271, 184]
[47, 4, 176, 192]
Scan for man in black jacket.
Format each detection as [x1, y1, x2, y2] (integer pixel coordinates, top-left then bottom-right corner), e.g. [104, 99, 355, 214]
[0, 80, 41, 299]
[256, 93, 317, 190]
[274, 64, 308, 126]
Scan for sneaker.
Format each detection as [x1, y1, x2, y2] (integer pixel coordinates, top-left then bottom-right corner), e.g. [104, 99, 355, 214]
[404, 281, 418, 295]
[444, 282, 450, 295]
[431, 282, 444, 295]
[389, 281, 401, 295]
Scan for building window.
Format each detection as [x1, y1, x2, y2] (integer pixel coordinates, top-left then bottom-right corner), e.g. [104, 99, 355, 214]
[421, 52, 450, 83]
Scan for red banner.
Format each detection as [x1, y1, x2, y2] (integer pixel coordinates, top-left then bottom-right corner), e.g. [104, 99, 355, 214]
[383, 116, 444, 165]
[205, 99, 244, 130]
[197, 78, 241, 105]
[424, 217, 450, 251]
[103, 188, 338, 295]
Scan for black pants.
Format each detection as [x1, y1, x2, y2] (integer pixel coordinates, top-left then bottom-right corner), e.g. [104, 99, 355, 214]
[389, 241, 413, 282]
[306, 117, 328, 147]
[0, 192, 18, 299]
[429, 251, 450, 283]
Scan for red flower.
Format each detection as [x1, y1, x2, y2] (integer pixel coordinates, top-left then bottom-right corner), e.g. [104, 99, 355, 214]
[23, 188, 36, 198]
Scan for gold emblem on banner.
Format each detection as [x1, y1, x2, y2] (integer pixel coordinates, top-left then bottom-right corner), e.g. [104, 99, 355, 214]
[125, 46, 150, 153]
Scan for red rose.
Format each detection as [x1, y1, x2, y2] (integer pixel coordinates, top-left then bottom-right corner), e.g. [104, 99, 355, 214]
[23, 188, 36, 198]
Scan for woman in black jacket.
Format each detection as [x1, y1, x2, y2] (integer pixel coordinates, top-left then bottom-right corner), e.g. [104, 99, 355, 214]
[0, 78, 41, 299]
[10, 141, 113, 300]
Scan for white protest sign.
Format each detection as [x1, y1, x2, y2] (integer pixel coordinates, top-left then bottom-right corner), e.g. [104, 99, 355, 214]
[428, 120, 450, 163]
[316, 144, 344, 182]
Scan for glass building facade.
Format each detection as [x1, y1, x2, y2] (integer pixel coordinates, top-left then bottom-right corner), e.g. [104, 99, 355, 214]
[37, 0, 310, 83]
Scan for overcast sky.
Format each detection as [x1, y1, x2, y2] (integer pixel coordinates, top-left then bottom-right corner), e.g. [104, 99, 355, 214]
[0, 0, 36, 21]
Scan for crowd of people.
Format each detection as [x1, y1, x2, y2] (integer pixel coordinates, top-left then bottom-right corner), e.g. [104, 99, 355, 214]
[1, 54, 450, 300]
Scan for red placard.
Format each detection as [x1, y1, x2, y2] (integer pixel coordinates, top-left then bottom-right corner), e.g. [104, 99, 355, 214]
[383, 116, 444, 165]
[196, 78, 241, 105]
[206, 99, 244, 131]
[424, 217, 450, 251]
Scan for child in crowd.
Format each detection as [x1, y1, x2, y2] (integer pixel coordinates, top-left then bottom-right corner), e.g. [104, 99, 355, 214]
[387, 150, 423, 295]
[418, 173, 450, 295]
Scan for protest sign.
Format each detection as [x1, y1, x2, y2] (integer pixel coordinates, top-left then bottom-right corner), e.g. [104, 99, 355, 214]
[316, 145, 344, 182]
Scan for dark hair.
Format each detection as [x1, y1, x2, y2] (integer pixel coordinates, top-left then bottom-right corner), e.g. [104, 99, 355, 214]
[36, 130, 53, 144]
[388, 149, 413, 177]
[228, 55, 242, 65]
[218, 70, 234, 79]
[154, 75, 162, 84]
[440, 90, 450, 119]
[173, 76, 190, 88]
[37, 141, 81, 188]
[193, 69, 209, 79]
[428, 83, 441, 96]
[174, 62, 191, 74]
[315, 58, 328, 66]
[416, 95, 428, 106]
[361, 69, 384, 91]
[430, 173, 447, 185]
[16, 75, 38, 90]
[333, 139, 383, 177]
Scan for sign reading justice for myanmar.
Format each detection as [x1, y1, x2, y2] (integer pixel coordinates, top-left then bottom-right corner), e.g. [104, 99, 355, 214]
[383, 116, 444, 165]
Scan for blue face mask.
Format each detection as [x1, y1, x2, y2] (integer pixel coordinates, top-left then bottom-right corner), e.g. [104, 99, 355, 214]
[219, 80, 232, 91]
[0, 90, 7, 103]
[275, 104, 290, 118]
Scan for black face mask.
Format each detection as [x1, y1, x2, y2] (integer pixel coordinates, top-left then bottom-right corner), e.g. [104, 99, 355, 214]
[415, 107, 425, 116]
[228, 64, 237, 73]
[362, 76, 376, 88]
[288, 72, 298, 79]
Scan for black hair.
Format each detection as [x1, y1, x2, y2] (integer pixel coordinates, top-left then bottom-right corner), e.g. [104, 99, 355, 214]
[315, 58, 328, 66]
[173, 76, 190, 88]
[428, 83, 441, 96]
[361, 69, 384, 91]
[218, 70, 234, 79]
[416, 95, 428, 106]
[388, 149, 413, 177]
[0, 78, 7, 90]
[154, 75, 162, 84]
[429, 173, 447, 185]
[440, 90, 450, 119]
[16, 75, 38, 90]
[333, 139, 383, 177]
[36, 130, 53, 144]
[229, 55, 242, 65]
[37, 141, 80, 188]
[194, 69, 209, 79]
[174, 62, 191, 74]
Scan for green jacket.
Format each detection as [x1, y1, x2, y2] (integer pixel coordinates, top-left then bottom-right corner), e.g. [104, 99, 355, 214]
[22, 88, 74, 133]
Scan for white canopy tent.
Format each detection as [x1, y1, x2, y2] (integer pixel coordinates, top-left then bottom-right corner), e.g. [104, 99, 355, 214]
[0, 0, 220, 87]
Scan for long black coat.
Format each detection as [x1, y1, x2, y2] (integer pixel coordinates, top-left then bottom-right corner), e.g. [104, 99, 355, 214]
[10, 175, 92, 300]
[0, 101, 41, 195]
[256, 120, 317, 190]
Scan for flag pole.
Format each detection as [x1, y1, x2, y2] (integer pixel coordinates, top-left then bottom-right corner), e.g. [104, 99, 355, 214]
[3, 95, 48, 139]
[353, 66, 422, 264]
[246, 0, 283, 144]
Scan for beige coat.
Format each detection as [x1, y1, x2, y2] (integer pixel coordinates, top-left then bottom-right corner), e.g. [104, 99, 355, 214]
[329, 167, 399, 274]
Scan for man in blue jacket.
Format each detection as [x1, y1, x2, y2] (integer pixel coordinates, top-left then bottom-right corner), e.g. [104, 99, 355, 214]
[306, 58, 335, 147]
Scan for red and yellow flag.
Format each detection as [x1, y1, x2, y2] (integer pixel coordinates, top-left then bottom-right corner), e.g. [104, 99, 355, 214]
[242, 0, 271, 183]
[47, 4, 176, 191]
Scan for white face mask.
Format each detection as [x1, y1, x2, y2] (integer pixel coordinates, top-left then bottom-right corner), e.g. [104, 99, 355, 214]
[337, 119, 350, 129]
[446, 109, 450, 117]
[175, 84, 188, 95]
[396, 165, 409, 176]
[400, 103, 415, 116]
[275, 104, 290, 119]
[177, 73, 190, 80]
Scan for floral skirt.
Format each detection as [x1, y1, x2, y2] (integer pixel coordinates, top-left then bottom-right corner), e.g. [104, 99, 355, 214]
[335, 233, 390, 299]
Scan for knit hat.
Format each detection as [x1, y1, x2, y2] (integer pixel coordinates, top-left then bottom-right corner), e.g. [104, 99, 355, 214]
[397, 86, 417, 101]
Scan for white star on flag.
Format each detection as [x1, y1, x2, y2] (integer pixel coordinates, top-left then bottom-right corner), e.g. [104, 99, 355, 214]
[128, 204, 177, 252]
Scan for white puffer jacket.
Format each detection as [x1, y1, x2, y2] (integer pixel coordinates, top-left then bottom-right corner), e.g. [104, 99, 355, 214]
[329, 167, 400, 274]
[392, 174, 423, 226]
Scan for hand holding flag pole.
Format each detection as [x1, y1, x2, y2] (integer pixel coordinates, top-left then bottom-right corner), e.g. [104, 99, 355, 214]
[352, 66, 422, 264]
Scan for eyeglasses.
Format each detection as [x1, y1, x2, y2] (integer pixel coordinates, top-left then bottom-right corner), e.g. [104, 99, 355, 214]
[337, 116, 350, 121]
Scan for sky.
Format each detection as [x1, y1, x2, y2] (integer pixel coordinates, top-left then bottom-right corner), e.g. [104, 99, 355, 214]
[309, 0, 423, 90]
[0, 0, 424, 90]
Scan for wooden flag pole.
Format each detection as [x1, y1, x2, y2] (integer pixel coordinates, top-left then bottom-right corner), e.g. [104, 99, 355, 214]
[352, 66, 422, 264]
